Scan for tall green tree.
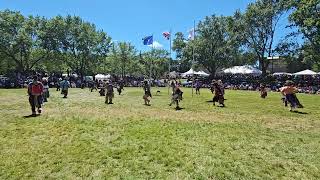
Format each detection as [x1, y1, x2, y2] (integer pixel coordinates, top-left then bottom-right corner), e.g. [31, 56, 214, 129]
[57, 15, 111, 79]
[0, 10, 53, 74]
[289, 0, 320, 54]
[105, 42, 141, 77]
[141, 49, 169, 79]
[240, 0, 287, 76]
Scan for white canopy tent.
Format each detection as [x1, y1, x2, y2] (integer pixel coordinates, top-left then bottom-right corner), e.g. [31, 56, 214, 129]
[169, 71, 179, 78]
[95, 74, 111, 81]
[293, 69, 317, 76]
[182, 68, 196, 77]
[196, 70, 210, 77]
[273, 72, 292, 76]
[182, 68, 210, 77]
[223, 65, 262, 75]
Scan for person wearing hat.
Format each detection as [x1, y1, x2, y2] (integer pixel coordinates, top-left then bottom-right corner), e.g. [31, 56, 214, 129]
[280, 80, 299, 111]
[169, 84, 183, 109]
[143, 81, 152, 106]
[105, 80, 114, 104]
[27, 75, 44, 116]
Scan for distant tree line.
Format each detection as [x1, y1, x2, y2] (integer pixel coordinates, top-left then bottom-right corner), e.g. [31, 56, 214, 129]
[173, 0, 320, 76]
[1, 0, 319, 78]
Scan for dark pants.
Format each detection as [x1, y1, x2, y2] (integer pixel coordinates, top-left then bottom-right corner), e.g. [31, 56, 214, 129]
[62, 89, 68, 98]
[29, 95, 42, 114]
[213, 95, 224, 105]
[286, 94, 297, 108]
[43, 90, 49, 102]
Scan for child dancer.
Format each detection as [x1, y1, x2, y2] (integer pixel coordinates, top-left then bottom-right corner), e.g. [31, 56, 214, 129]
[212, 80, 225, 107]
[169, 85, 183, 109]
[143, 81, 152, 106]
[260, 83, 267, 99]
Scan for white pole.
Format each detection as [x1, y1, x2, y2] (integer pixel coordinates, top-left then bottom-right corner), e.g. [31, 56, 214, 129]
[168, 29, 172, 95]
[192, 20, 195, 97]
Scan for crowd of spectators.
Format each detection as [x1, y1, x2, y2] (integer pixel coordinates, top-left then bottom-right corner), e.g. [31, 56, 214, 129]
[1, 72, 320, 94]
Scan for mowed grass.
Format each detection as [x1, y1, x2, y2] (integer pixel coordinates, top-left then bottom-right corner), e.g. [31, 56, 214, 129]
[0, 87, 320, 179]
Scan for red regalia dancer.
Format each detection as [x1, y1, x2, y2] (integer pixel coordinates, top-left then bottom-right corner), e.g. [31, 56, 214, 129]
[27, 75, 44, 116]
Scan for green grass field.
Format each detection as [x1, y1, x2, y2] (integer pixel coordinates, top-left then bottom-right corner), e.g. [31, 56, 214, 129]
[0, 87, 320, 179]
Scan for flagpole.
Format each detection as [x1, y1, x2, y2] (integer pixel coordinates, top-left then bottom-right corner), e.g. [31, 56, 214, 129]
[192, 20, 195, 97]
[149, 34, 153, 85]
[168, 29, 172, 95]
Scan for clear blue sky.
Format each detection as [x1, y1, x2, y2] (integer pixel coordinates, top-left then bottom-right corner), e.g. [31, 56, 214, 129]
[0, 0, 290, 54]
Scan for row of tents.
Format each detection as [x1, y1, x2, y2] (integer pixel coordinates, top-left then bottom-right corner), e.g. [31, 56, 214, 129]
[179, 66, 320, 77]
[71, 66, 318, 81]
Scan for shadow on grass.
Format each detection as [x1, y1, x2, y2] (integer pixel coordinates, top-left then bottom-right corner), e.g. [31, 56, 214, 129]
[23, 114, 40, 118]
[175, 107, 184, 111]
[290, 111, 308, 115]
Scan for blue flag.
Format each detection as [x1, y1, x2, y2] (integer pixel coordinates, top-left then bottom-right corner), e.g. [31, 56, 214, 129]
[142, 35, 153, 45]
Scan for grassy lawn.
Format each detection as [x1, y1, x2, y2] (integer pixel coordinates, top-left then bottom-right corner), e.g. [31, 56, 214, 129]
[0, 87, 320, 179]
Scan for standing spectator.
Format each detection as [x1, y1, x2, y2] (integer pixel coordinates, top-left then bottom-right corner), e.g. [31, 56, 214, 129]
[42, 78, 50, 102]
[60, 77, 70, 98]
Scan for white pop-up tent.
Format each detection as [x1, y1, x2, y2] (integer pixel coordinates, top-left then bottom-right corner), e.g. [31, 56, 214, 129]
[169, 71, 179, 78]
[182, 68, 196, 77]
[273, 72, 292, 76]
[196, 70, 210, 77]
[95, 74, 111, 80]
[223, 65, 262, 75]
[182, 68, 210, 77]
[293, 69, 317, 76]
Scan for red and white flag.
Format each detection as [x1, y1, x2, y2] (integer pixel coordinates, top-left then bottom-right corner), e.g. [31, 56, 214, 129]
[162, 31, 170, 40]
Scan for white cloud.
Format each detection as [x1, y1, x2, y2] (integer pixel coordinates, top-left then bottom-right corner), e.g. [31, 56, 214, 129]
[148, 41, 163, 49]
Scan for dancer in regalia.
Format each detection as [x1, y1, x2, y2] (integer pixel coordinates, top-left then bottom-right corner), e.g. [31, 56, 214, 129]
[27, 75, 44, 116]
[105, 81, 114, 104]
[143, 81, 152, 106]
[280, 81, 302, 111]
[212, 80, 225, 107]
[169, 85, 183, 109]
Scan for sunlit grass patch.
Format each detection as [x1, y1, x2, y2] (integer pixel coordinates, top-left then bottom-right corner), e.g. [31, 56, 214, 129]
[0, 88, 319, 179]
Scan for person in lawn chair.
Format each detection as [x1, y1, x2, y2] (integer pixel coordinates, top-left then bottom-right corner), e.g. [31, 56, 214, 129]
[260, 83, 268, 99]
[212, 80, 225, 107]
[105, 81, 114, 104]
[280, 81, 303, 111]
[169, 85, 183, 109]
[28, 75, 44, 116]
[143, 81, 152, 106]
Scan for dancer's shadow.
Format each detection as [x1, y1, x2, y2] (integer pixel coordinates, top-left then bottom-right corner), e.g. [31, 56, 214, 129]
[290, 111, 308, 115]
[23, 114, 40, 118]
[175, 107, 184, 111]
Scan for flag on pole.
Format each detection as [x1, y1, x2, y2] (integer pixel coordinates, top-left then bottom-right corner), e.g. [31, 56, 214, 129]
[188, 28, 195, 40]
[142, 35, 153, 45]
[162, 31, 170, 40]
